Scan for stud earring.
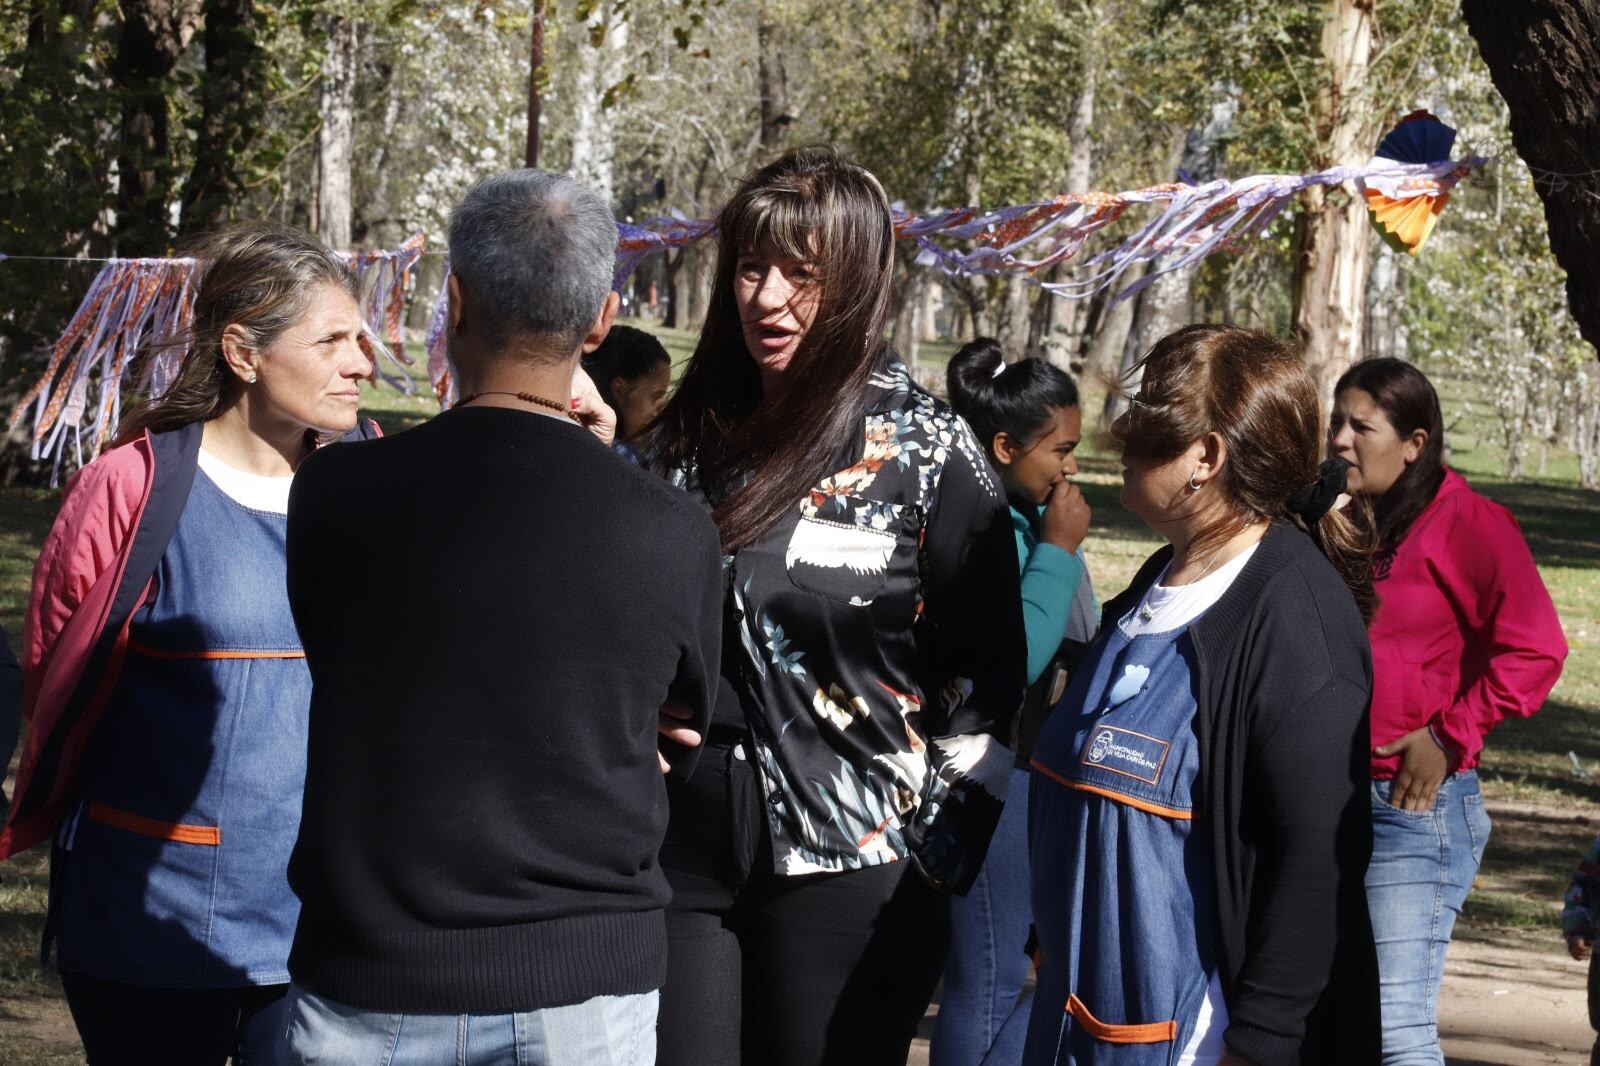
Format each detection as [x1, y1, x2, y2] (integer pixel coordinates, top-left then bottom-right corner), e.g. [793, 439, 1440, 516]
[248, 373, 258, 384]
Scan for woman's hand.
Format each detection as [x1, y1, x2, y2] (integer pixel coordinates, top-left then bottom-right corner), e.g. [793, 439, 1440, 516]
[1374, 725, 1451, 811]
[1569, 934, 1593, 962]
[657, 699, 702, 774]
[1041, 480, 1092, 553]
[571, 367, 617, 445]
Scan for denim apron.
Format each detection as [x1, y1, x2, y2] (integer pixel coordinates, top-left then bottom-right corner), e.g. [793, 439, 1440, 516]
[56, 469, 309, 987]
[1026, 622, 1216, 1065]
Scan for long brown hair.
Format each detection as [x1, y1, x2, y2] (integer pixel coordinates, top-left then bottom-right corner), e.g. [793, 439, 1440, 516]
[652, 147, 896, 551]
[1334, 357, 1446, 547]
[1121, 324, 1378, 620]
[117, 222, 360, 444]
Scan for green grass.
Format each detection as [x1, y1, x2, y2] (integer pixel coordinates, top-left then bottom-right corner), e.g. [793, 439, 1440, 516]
[1, 335, 1597, 1060]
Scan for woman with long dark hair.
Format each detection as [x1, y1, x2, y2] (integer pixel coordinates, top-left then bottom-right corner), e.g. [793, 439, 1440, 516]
[935, 338, 1096, 1066]
[1333, 358, 1566, 1065]
[2, 222, 378, 1065]
[651, 147, 1027, 1066]
[1026, 325, 1381, 1065]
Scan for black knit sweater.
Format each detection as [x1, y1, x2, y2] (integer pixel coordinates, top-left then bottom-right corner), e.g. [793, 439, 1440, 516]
[284, 407, 722, 1013]
[1103, 521, 1381, 1065]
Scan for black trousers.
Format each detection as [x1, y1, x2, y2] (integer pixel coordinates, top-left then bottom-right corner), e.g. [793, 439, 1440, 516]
[61, 973, 288, 1066]
[657, 736, 949, 1066]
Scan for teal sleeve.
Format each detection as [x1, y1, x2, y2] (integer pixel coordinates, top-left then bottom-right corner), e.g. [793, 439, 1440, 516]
[1018, 539, 1084, 685]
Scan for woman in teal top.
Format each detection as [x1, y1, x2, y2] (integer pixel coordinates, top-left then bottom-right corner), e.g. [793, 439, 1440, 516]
[933, 337, 1097, 1066]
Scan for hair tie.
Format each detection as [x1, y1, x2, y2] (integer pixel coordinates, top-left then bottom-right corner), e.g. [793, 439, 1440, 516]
[1286, 458, 1350, 524]
[991, 360, 1008, 380]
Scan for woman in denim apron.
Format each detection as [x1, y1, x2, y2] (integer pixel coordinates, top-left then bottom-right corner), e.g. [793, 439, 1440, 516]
[14, 223, 376, 1065]
[1026, 325, 1381, 1066]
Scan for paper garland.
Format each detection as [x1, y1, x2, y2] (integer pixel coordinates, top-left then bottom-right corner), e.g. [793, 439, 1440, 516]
[6, 235, 426, 478]
[9, 147, 1481, 457]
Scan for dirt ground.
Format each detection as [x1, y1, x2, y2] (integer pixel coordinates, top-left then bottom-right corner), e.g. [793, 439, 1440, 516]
[0, 914, 1594, 1064]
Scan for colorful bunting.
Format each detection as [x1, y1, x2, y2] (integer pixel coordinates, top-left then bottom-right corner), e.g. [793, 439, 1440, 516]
[6, 236, 427, 479]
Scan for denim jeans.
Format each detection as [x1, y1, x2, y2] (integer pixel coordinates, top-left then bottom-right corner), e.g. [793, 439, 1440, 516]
[282, 985, 658, 1066]
[932, 766, 1033, 1066]
[1366, 770, 1491, 1065]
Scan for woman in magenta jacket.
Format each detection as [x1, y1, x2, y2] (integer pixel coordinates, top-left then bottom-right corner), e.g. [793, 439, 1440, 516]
[1332, 358, 1567, 1064]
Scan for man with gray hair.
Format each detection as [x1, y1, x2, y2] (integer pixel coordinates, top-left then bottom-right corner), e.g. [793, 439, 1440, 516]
[280, 168, 721, 1065]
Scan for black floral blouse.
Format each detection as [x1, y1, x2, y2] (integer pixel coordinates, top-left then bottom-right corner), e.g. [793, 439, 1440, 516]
[670, 358, 1027, 892]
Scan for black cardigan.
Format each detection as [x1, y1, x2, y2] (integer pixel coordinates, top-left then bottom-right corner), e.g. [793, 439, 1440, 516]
[1103, 522, 1380, 1065]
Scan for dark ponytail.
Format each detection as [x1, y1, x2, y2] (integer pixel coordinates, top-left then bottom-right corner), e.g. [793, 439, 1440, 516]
[945, 337, 1081, 457]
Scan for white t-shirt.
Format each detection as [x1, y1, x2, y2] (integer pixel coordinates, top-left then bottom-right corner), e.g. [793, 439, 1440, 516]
[1117, 539, 1261, 1062]
[197, 448, 295, 515]
[1118, 541, 1260, 638]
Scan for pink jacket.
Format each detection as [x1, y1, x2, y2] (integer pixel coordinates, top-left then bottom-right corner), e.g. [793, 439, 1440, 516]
[1369, 467, 1567, 778]
[3, 418, 379, 859]
[3, 434, 157, 857]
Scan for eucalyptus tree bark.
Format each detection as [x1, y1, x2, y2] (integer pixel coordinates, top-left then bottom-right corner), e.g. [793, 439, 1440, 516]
[1116, 113, 1230, 409]
[312, 15, 357, 251]
[1052, 70, 1098, 367]
[180, 0, 259, 235]
[996, 276, 1032, 357]
[111, 0, 202, 254]
[526, 0, 545, 168]
[1291, 0, 1375, 410]
[1087, 260, 1148, 429]
[1364, 245, 1409, 361]
[569, 3, 627, 205]
[1461, 0, 1600, 355]
[890, 262, 927, 367]
[757, 3, 792, 150]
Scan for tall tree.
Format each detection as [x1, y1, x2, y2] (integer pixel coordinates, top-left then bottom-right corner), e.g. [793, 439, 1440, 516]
[180, 0, 262, 234]
[111, 0, 202, 253]
[1291, 0, 1375, 407]
[757, 1, 791, 150]
[1461, 0, 1600, 355]
[311, 13, 356, 250]
[526, 0, 544, 167]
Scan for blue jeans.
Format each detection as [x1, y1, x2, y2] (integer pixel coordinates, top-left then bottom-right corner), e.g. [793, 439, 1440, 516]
[282, 985, 658, 1066]
[1366, 770, 1491, 1065]
[932, 767, 1033, 1066]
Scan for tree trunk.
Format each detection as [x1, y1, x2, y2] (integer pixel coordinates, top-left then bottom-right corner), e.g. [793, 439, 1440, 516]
[1364, 244, 1409, 361]
[569, 2, 626, 205]
[179, 0, 259, 235]
[1462, 0, 1600, 355]
[891, 265, 926, 367]
[356, 61, 404, 248]
[757, 2, 792, 151]
[1025, 265, 1063, 364]
[1055, 69, 1098, 361]
[995, 276, 1032, 356]
[526, 0, 544, 168]
[1291, 0, 1375, 409]
[1117, 122, 1217, 382]
[1090, 261, 1150, 427]
[111, 0, 201, 254]
[313, 15, 357, 251]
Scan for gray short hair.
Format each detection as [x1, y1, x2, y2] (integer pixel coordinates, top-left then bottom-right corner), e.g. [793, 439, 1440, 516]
[448, 169, 618, 354]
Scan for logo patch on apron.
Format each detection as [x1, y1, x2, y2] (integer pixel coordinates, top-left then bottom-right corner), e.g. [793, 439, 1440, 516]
[1081, 725, 1170, 785]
